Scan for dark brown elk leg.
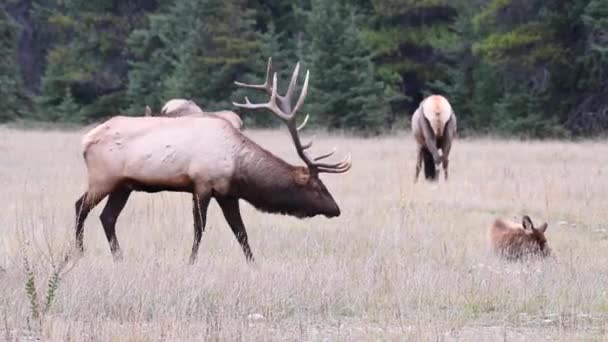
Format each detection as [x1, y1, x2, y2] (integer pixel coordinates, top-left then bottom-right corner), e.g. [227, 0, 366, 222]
[99, 187, 132, 261]
[414, 147, 422, 183]
[442, 138, 453, 181]
[442, 115, 456, 181]
[421, 117, 441, 164]
[190, 193, 211, 264]
[215, 196, 254, 263]
[75, 191, 107, 253]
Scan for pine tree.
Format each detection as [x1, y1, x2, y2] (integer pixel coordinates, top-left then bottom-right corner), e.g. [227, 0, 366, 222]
[54, 86, 81, 121]
[127, 0, 261, 113]
[0, 8, 27, 121]
[127, 8, 179, 112]
[162, 0, 261, 111]
[37, 0, 158, 121]
[362, 0, 460, 123]
[303, 0, 388, 133]
[468, 0, 569, 136]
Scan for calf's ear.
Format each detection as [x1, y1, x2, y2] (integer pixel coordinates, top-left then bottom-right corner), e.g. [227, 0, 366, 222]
[522, 215, 534, 230]
[538, 222, 548, 233]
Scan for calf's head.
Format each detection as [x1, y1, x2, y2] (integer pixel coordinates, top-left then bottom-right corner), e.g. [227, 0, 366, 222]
[521, 215, 550, 257]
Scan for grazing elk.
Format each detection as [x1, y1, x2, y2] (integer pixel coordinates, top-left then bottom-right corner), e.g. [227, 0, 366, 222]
[161, 98, 204, 116]
[161, 98, 243, 130]
[488, 215, 551, 261]
[74, 58, 351, 264]
[411, 95, 457, 181]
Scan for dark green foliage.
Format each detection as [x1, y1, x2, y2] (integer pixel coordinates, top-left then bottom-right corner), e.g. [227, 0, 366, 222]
[303, 0, 388, 133]
[163, 0, 260, 110]
[126, 8, 177, 113]
[127, 0, 260, 115]
[35, 0, 159, 121]
[1, 0, 608, 136]
[362, 0, 459, 124]
[436, 0, 604, 137]
[0, 8, 27, 121]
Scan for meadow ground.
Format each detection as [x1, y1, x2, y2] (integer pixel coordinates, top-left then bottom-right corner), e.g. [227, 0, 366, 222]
[1, 126, 607, 341]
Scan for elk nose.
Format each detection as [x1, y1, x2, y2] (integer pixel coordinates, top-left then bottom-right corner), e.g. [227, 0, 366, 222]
[326, 203, 341, 218]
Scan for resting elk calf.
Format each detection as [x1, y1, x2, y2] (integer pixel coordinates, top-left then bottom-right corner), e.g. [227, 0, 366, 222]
[74, 58, 351, 263]
[488, 215, 551, 261]
[411, 95, 457, 181]
[161, 98, 243, 130]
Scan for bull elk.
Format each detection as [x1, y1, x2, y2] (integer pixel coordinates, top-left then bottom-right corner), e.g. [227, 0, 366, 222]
[161, 98, 243, 130]
[488, 215, 551, 261]
[411, 95, 457, 181]
[74, 58, 351, 264]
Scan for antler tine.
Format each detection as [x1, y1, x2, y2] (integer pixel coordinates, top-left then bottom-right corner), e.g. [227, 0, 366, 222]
[232, 96, 257, 108]
[317, 163, 352, 174]
[314, 148, 336, 161]
[270, 72, 292, 121]
[315, 154, 352, 171]
[234, 57, 273, 94]
[292, 70, 310, 115]
[233, 72, 293, 121]
[316, 154, 352, 174]
[297, 114, 309, 131]
[284, 62, 300, 101]
[301, 134, 315, 150]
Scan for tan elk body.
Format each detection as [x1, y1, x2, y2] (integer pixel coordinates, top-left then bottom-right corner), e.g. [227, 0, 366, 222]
[411, 95, 457, 181]
[488, 215, 551, 261]
[74, 58, 351, 263]
[161, 98, 243, 130]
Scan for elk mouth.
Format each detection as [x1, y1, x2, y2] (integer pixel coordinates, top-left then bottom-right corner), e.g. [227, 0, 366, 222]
[323, 203, 341, 218]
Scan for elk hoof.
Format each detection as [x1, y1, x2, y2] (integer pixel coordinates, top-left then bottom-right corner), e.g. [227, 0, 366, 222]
[112, 251, 124, 262]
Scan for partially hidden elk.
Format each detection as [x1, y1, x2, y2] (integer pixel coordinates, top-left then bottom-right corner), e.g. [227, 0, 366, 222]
[411, 95, 457, 181]
[488, 215, 551, 261]
[160, 98, 243, 130]
[74, 58, 351, 264]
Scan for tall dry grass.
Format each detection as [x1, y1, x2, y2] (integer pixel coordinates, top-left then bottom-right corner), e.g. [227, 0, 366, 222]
[0, 126, 607, 341]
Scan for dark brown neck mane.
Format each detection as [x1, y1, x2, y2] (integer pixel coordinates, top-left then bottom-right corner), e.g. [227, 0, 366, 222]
[230, 138, 314, 217]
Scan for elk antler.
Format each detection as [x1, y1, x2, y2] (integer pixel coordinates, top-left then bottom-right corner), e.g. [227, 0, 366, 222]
[233, 58, 351, 174]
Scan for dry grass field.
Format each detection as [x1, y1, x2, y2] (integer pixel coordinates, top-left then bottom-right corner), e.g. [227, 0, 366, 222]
[1, 125, 608, 341]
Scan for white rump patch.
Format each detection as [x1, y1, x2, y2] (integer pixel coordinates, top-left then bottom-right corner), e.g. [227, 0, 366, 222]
[161, 99, 203, 116]
[421, 95, 452, 137]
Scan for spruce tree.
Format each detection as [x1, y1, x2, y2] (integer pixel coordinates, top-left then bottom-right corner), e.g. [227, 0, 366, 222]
[362, 0, 459, 123]
[303, 0, 388, 133]
[127, 8, 178, 112]
[0, 8, 26, 121]
[162, 0, 260, 111]
[37, 0, 158, 121]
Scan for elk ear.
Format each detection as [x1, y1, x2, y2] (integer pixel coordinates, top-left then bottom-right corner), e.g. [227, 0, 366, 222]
[293, 168, 310, 185]
[537, 222, 548, 233]
[522, 215, 534, 230]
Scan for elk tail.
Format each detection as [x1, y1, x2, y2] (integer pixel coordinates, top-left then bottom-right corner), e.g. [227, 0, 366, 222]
[421, 147, 437, 181]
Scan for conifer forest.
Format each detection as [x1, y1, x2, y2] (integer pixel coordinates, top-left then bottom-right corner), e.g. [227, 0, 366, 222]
[2, 0, 608, 136]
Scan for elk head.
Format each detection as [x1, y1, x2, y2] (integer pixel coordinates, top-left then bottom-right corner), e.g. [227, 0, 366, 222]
[521, 215, 550, 257]
[233, 58, 351, 218]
